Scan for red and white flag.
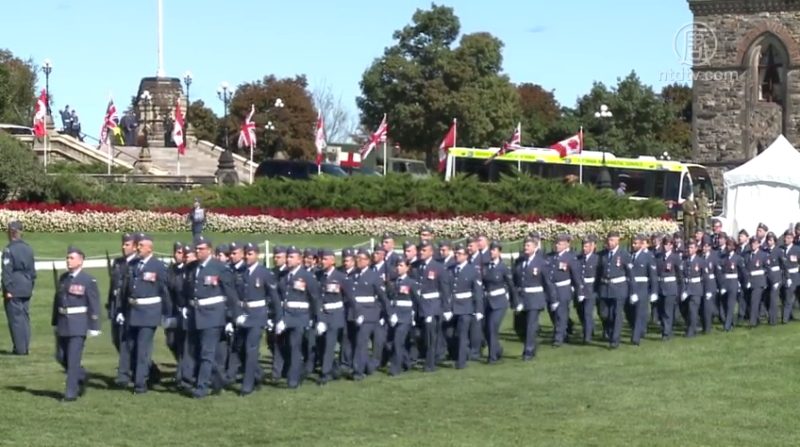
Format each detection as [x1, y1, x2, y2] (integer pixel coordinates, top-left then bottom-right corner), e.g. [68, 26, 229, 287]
[32, 89, 47, 139]
[172, 100, 186, 155]
[359, 113, 387, 159]
[438, 118, 457, 173]
[237, 104, 256, 151]
[314, 113, 327, 165]
[550, 129, 583, 158]
[485, 122, 521, 164]
[99, 99, 118, 147]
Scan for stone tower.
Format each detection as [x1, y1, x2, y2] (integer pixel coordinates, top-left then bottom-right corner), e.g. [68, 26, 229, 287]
[688, 0, 800, 184]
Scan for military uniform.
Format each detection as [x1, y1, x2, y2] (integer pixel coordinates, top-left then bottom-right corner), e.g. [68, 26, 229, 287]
[719, 249, 745, 331]
[413, 252, 451, 372]
[681, 253, 706, 337]
[765, 244, 785, 326]
[700, 248, 720, 334]
[576, 241, 599, 343]
[482, 249, 515, 362]
[597, 240, 635, 348]
[626, 244, 657, 345]
[349, 261, 388, 379]
[268, 246, 288, 381]
[165, 244, 186, 382]
[656, 247, 684, 339]
[316, 258, 353, 383]
[744, 244, 768, 327]
[781, 240, 800, 323]
[549, 240, 583, 346]
[682, 199, 697, 241]
[387, 272, 419, 374]
[513, 244, 555, 358]
[2, 221, 36, 355]
[187, 201, 206, 237]
[448, 261, 484, 368]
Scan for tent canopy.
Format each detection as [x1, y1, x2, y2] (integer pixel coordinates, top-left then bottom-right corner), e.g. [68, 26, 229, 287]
[724, 135, 800, 189]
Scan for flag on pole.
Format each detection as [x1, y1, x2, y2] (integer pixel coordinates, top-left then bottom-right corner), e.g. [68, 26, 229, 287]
[99, 99, 118, 147]
[32, 89, 47, 139]
[237, 104, 256, 151]
[550, 130, 583, 158]
[314, 113, 327, 166]
[359, 113, 387, 159]
[172, 100, 186, 155]
[438, 118, 457, 173]
[485, 122, 521, 164]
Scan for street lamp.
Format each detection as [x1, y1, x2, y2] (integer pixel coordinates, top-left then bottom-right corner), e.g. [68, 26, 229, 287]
[140, 90, 153, 144]
[42, 59, 52, 115]
[659, 151, 672, 161]
[593, 104, 613, 189]
[183, 71, 192, 127]
[217, 81, 233, 148]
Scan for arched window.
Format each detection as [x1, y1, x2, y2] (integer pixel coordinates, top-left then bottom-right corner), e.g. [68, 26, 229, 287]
[750, 36, 788, 105]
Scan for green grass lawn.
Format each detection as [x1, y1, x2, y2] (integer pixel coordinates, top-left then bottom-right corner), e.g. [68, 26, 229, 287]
[0, 233, 799, 446]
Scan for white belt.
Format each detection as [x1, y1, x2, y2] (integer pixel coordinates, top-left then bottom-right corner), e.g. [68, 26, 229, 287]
[750, 270, 764, 276]
[555, 279, 571, 287]
[243, 299, 266, 309]
[770, 266, 780, 272]
[583, 277, 595, 284]
[488, 288, 506, 297]
[59, 306, 87, 315]
[634, 276, 648, 283]
[285, 301, 310, 309]
[354, 296, 375, 304]
[788, 268, 799, 274]
[606, 277, 626, 284]
[422, 292, 440, 300]
[688, 277, 701, 283]
[707, 274, 715, 280]
[454, 291, 472, 299]
[523, 286, 543, 293]
[323, 301, 343, 310]
[394, 300, 413, 308]
[129, 296, 161, 305]
[661, 276, 676, 283]
[195, 296, 225, 306]
[725, 273, 739, 279]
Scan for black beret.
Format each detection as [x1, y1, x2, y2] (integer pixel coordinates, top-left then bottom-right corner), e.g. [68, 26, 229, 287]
[342, 248, 355, 258]
[7, 220, 22, 232]
[437, 240, 452, 249]
[583, 235, 597, 244]
[319, 248, 335, 257]
[749, 236, 760, 244]
[453, 243, 466, 252]
[182, 244, 194, 253]
[303, 248, 316, 258]
[465, 237, 477, 244]
[685, 238, 697, 246]
[402, 240, 415, 250]
[717, 232, 728, 239]
[122, 233, 135, 243]
[356, 248, 370, 257]
[528, 231, 542, 239]
[523, 236, 539, 244]
[215, 244, 230, 255]
[489, 240, 503, 251]
[556, 233, 570, 243]
[381, 232, 394, 241]
[757, 222, 768, 231]
[286, 246, 300, 255]
[138, 233, 153, 243]
[784, 229, 794, 237]
[418, 240, 433, 250]
[272, 245, 287, 255]
[373, 244, 386, 253]
[633, 233, 647, 242]
[194, 235, 212, 247]
[419, 225, 433, 234]
[243, 242, 259, 253]
[67, 245, 84, 257]
[172, 241, 184, 252]
[738, 229, 749, 237]
[229, 242, 245, 252]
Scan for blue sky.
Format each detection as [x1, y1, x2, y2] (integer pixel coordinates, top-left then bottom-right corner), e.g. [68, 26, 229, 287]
[0, 0, 692, 139]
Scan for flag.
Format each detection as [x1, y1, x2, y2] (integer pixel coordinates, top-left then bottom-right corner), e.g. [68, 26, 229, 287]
[359, 113, 387, 159]
[237, 104, 256, 150]
[314, 113, 327, 165]
[485, 122, 521, 164]
[437, 118, 457, 173]
[172, 100, 186, 155]
[550, 130, 583, 158]
[32, 89, 47, 138]
[99, 99, 118, 147]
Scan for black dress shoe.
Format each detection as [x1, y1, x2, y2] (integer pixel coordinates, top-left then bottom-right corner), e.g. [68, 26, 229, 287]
[62, 396, 77, 402]
[133, 388, 148, 395]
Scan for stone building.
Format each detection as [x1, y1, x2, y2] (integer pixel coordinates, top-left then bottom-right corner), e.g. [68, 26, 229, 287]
[688, 0, 800, 185]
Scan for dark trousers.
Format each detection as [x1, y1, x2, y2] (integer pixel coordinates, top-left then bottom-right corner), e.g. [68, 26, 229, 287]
[552, 299, 570, 344]
[241, 326, 263, 393]
[485, 306, 506, 362]
[748, 288, 765, 326]
[468, 314, 483, 359]
[372, 322, 387, 368]
[129, 326, 156, 390]
[521, 309, 541, 358]
[318, 326, 342, 381]
[680, 295, 700, 337]
[700, 295, 714, 333]
[286, 326, 305, 388]
[303, 327, 317, 375]
[340, 322, 356, 369]
[226, 328, 246, 382]
[438, 319, 452, 361]
[389, 323, 410, 375]
[597, 298, 611, 340]
[56, 335, 86, 399]
[165, 327, 182, 362]
[659, 295, 677, 338]
[453, 314, 472, 369]
[715, 293, 726, 324]
[179, 328, 197, 386]
[215, 337, 229, 385]
[421, 317, 440, 372]
[116, 323, 134, 382]
[353, 322, 376, 377]
[629, 297, 649, 344]
[601, 297, 624, 346]
[267, 331, 285, 380]
[722, 290, 737, 331]
[782, 284, 796, 323]
[195, 327, 224, 393]
[110, 318, 122, 352]
[576, 297, 595, 342]
[767, 285, 780, 325]
[4, 297, 31, 354]
[737, 289, 747, 320]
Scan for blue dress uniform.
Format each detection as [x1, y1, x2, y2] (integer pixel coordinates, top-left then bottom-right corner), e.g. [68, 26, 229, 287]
[301, 248, 320, 375]
[701, 249, 720, 334]
[765, 245, 785, 326]
[349, 262, 388, 379]
[736, 232, 751, 320]
[268, 247, 288, 381]
[119, 249, 172, 393]
[549, 244, 583, 346]
[448, 261, 484, 368]
[235, 252, 279, 395]
[414, 253, 451, 372]
[369, 254, 390, 369]
[316, 260, 353, 384]
[576, 241, 599, 344]
[387, 272, 419, 375]
[51, 250, 101, 401]
[338, 253, 358, 372]
[681, 254, 706, 337]
[187, 201, 206, 237]
[165, 247, 186, 379]
[744, 244, 769, 327]
[719, 250, 746, 331]
[513, 246, 555, 358]
[781, 240, 800, 323]
[225, 253, 249, 385]
[2, 221, 36, 356]
[275, 256, 321, 389]
[482, 254, 515, 363]
[626, 246, 657, 345]
[656, 248, 684, 339]
[467, 245, 487, 360]
[597, 242, 635, 348]
[107, 244, 136, 356]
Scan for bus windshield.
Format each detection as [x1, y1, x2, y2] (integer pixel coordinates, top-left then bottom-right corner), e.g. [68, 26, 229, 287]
[687, 165, 715, 204]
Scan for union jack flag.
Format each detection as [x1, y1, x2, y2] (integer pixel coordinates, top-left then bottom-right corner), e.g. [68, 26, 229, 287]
[99, 99, 118, 147]
[485, 122, 521, 164]
[359, 113, 387, 159]
[238, 104, 256, 150]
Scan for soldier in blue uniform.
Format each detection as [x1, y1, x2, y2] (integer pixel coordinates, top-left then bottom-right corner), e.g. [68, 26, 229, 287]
[438, 241, 455, 269]
[700, 238, 720, 334]
[597, 231, 634, 349]
[656, 236, 684, 340]
[481, 241, 514, 363]
[513, 235, 555, 358]
[338, 248, 358, 372]
[370, 245, 391, 367]
[224, 241, 248, 384]
[349, 249, 388, 380]
[51, 246, 101, 401]
[736, 229, 751, 321]
[744, 236, 768, 327]
[755, 223, 768, 248]
[2, 220, 36, 355]
[234, 243, 278, 395]
[268, 246, 288, 382]
[187, 198, 206, 238]
[763, 232, 784, 326]
[781, 230, 800, 323]
[468, 234, 491, 359]
[116, 234, 172, 393]
[576, 235, 599, 344]
[447, 244, 484, 368]
[166, 242, 187, 384]
[108, 233, 137, 357]
[548, 234, 582, 347]
[625, 234, 657, 345]
[681, 239, 706, 337]
[413, 240, 450, 372]
[719, 238, 746, 332]
[387, 258, 418, 375]
[381, 233, 400, 271]
[315, 249, 351, 384]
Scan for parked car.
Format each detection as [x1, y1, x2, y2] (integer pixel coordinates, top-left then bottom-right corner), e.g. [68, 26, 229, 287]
[254, 159, 348, 180]
[342, 165, 382, 176]
[389, 158, 430, 177]
[0, 124, 34, 136]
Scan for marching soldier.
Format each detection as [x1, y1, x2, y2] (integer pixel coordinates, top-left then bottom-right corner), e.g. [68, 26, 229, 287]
[387, 259, 418, 375]
[744, 236, 768, 327]
[225, 242, 247, 383]
[781, 230, 800, 323]
[755, 223, 768, 248]
[268, 246, 288, 382]
[381, 233, 400, 272]
[626, 234, 657, 345]
[719, 238, 746, 332]
[315, 249, 352, 384]
[482, 241, 515, 362]
[414, 240, 450, 372]
[466, 236, 487, 359]
[736, 229, 751, 322]
[681, 239, 705, 337]
[166, 243, 187, 384]
[52, 246, 101, 401]
[438, 241, 456, 269]
[512, 234, 554, 359]
[404, 241, 418, 266]
[764, 232, 784, 326]
[597, 231, 634, 348]
[370, 245, 390, 367]
[108, 234, 136, 358]
[549, 234, 582, 347]
[576, 236, 599, 344]
[656, 236, 683, 340]
[448, 244, 484, 368]
[2, 220, 36, 356]
[700, 238, 720, 334]
[303, 248, 318, 274]
[349, 249, 388, 380]
[339, 248, 358, 372]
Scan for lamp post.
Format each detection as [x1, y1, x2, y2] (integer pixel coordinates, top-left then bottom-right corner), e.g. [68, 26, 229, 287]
[183, 71, 192, 128]
[593, 104, 613, 189]
[42, 59, 52, 116]
[217, 81, 233, 148]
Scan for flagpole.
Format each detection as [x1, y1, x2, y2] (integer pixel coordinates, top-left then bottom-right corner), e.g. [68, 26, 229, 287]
[452, 118, 457, 178]
[106, 93, 112, 175]
[177, 150, 181, 176]
[382, 140, 387, 175]
[579, 126, 584, 185]
[44, 127, 48, 173]
[249, 144, 254, 184]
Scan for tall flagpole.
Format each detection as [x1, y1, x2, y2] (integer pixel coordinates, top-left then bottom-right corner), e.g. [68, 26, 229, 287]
[44, 128, 48, 173]
[177, 149, 181, 176]
[578, 126, 584, 184]
[156, 0, 165, 77]
[249, 144, 254, 183]
[106, 93, 112, 175]
[452, 118, 457, 177]
[382, 140, 387, 175]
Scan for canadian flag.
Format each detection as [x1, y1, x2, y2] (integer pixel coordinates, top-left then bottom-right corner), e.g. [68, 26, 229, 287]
[33, 89, 47, 139]
[314, 113, 327, 165]
[485, 122, 521, 164]
[437, 118, 457, 173]
[238, 104, 256, 150]
[550, 129, 583, 158]
[99, 99, 118, 147]
[359, 113, 387, 159]
[172, 100, 186, 155]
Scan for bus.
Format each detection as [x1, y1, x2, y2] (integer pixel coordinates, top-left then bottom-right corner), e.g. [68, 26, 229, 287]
[443, 147, 716, 217]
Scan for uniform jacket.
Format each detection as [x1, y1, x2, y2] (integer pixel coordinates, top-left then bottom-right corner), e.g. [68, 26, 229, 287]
[388, 274, 419, 324]
[448, 262, 484, 315]
[549, 250, 583, 303]
[513, 250, 555, 310]
[629, 249, 658, 298]
[482, 258, 516, 310]
[1, 239, 36, 298]
[683, 255, 707, 296]
[168, 262, 186, 312]
[744, 249, 769, 289]
[765, 246, 785, 289]
[656, 250, 684, 297]
[781, 244, 800, 284]
[577, 251, 600, 299]
[349, 268, 388, 323]
[316, 268, 352, 328]
[236, 263, 279, 328]
[122, 255, 172, 327]
[108, 254, 136, 318]
[719, 251, 746, 294]
[276, 266, 320, 329]
[702, 252, 721, 295]
[597, 248, 634, 299]
[185, 257, 237, 330]
[412, 258, 451, 318]
[51, 269, 101, 337]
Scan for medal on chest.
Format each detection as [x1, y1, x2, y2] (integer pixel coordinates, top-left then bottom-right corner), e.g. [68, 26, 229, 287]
[559, 262, 567, 271]
[68, 284, 85, 295]
[399, 284, 410, 294]
[143, 271, 156, 282]
[325, 282, 340, 294]
[427, 270, 436, 280]
[615, 257, 621, 267]
[254, 277, 261, 288]
[203, 275, 219, 286]
[293, 278, 306, 291]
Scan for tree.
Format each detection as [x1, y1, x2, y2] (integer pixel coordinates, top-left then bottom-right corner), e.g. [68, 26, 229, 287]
[312, 81, 355, 143]
[227, 75, 317, 161]
[357, 4, 520, 165]
[0, 49, 38, 126]
[187, 100, 219, 143]
[517, 83, 561, 146]
[0, 133, 49, 200]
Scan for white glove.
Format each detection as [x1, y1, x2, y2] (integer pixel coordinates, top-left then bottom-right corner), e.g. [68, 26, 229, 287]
[235, 315, 247, 326]
[578, 295, 585, 303]
[773, 283, 780, 290]
[475, 312, 484, 321]
[788, 279, 793, 288]
[515, 303, 523, 312]
[87, 330, 101, 337]
[181, 307, 188, 319]
[550, 302, 559, 311]
[424, 316, 433, 324]
[224, 323, 234, 335]
[630, 294, 639, 304]
[115, 313, 125, 325]
[307, 320, 314, 329]
[649, 294, 658, 303]
[412, 318, 416, 327]
[266, 319, 274, 331]
[746, 282, 751, 289]
[275, 320, 286, 335]
[162, 317, 177, 328]
[389, 313, 398, 327]
[379, 318, 385, 326]
[316, 321, 327, 335]
[681, 292, 688, 302]
[705, 293, 712, 300]
[356, 315, 364, 326]
[443, 311, 453, 322]
[720, 289, 727, 296]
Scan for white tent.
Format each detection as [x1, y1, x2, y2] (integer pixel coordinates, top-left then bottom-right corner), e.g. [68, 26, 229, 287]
[719, 134, 800, 236]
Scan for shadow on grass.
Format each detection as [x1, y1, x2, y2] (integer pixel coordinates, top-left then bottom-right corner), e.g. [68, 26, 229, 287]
[4, 385, 63, 400]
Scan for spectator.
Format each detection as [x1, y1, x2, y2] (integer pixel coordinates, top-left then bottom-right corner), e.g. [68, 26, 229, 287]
[70, 110, 83, 141]
[616, 182, 627, 196]
[59, 105, 72, 132]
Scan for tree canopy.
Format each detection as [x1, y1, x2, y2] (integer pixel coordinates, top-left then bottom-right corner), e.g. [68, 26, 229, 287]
[0, 49, 38, 126]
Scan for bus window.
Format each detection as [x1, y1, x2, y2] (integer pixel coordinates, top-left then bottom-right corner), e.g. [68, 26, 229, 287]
[687, 166, 715, 203]
[664, 171, 681, 202]
[615, 168, 655, 198]
[680, 171, 693, 200]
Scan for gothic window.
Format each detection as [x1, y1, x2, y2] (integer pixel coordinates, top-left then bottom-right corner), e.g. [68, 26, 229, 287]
[757, 41, 786, 104]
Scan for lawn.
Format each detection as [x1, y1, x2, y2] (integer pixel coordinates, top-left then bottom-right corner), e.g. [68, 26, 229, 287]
[0, 233, 798, 446]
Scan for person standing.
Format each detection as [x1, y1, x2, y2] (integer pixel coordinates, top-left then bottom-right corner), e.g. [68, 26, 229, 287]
[447, 244, 484, 368]
[719, 239, 746, 332]
[315, 249, 352, 385]
[656, 236, 684, 340]
[2, 220, 36, 355]
[187, 199, 207, 238]
[681, 240, 705, 337]
[166, 242, 187, 384]
[549, 234, 582, 347]
[576, 235, 599, 344]
[413, 240, 450, 372]
[482, 241, 515, 363]
[744, 237, 769, 327]
[349, 249, 388, 380]
[597, 231, 634, 349]
[512, 235, 555, 359]
[700, 239, 720, 334]
[52, 246, 101, 401]
[781, 230, 800, 323]
[387, 258, 418, 375]
[763, 233, 784, 326]
[626, 234, 657, 346]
